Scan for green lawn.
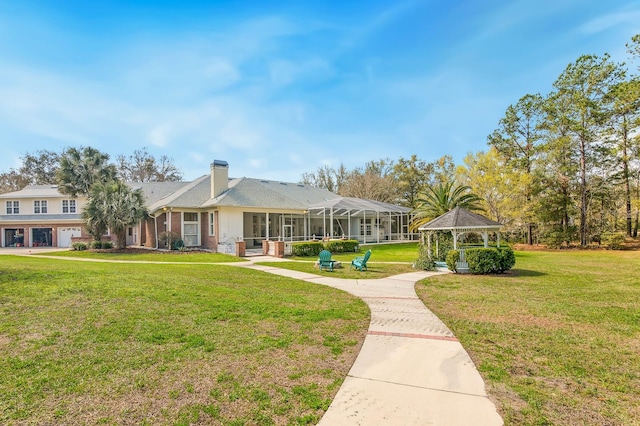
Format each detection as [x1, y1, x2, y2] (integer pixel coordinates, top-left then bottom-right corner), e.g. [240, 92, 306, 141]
[0, 256, 368, 425]
[257, 261, 416, 279]
[290, 242, 420, 263]
[415, 250, 640, 425]
[42, 249, 244, 263]
[261, 242, 420, 278]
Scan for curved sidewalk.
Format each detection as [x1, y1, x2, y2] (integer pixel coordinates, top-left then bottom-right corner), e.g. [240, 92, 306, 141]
[243, 262, 503, 425]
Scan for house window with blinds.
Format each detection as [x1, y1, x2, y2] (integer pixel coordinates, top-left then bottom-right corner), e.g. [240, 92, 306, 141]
[183, 212, 200, 246]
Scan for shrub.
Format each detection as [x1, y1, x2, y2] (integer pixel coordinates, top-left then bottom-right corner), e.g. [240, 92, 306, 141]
[159, 231, 181, 249]
[541, 227, 576, 249]
[446, 250, 459, 273]
[465, 247, 515, 274]
[324, 240, 360, 253]
[414, 243, 435, 271]
[496, 247, 516, 272]
[173, 239, 185, 250]
[292, 242, 324, 257]
[601, 232, 625, 250]
[90, 240, 103, 249]
[465, 248, 500, 274]
[101, 241, 113, 249]
[71, 242, 87, 251]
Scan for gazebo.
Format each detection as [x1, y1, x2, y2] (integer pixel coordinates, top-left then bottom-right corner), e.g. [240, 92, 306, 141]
[417, 206, 503, 254]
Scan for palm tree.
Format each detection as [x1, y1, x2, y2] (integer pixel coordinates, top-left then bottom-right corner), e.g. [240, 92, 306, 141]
[83, 181, 148, 248]
[56, 146, 117, 198]
[410, 181, 484, 231]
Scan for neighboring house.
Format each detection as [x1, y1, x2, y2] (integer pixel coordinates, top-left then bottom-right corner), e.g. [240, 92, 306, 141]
[0, 185, 85, 248]
[0, 160, 416, 251]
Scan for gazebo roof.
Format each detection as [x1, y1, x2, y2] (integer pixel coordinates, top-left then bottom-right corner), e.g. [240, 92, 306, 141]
[418, 206, 502, 231]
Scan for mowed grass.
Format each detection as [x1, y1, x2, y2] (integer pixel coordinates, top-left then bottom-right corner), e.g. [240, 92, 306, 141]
[0, 256, 369, 425]
[290, 242, 420, 263]
[415, 250, 640, 425]
[275, 242, 419, 278]
[43, 249, 244, 263]
[257, 261, 416, 279]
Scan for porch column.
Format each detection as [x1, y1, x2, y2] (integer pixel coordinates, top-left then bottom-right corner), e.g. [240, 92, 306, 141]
[323, 209, 327, 238]
[330, 208, 334, 238]
[483, 231, 488, 248]
[376, 211, 380, 244]
[363, 211, 366, 244]
[266, 212, 270, 240]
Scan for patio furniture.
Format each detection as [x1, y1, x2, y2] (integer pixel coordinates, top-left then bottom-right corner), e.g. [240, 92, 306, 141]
[318, 250, 336, 271]
[350, 249, 371, 271]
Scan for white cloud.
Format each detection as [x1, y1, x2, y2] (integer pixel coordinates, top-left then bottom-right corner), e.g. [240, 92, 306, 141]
[579, 10, 640, 35]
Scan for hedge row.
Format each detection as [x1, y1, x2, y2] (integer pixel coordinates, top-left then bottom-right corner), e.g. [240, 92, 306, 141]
[291, 240, 360, 257]
[446, 247, 515, 274]
[71, 240, 114, 251]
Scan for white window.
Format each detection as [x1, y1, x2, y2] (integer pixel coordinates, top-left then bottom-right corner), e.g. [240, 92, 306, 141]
[5, 201, 19, 214]
[360, 218, 373, 236]
[34, 200, 48, 214]
[209, 212, 215, 236]
[183, 212, 200, 246]
[62, 199, 76, 213]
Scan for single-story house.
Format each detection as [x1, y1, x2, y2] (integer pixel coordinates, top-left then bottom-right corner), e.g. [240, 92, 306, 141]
[0, 161, 417, 252]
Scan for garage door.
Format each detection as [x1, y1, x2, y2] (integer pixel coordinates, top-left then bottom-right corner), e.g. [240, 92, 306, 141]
[58, 227, 82, 248]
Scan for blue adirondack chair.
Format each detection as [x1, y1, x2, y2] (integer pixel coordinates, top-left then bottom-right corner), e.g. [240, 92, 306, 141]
[318, 250, 335, 271]
[350, 249, 371, 271]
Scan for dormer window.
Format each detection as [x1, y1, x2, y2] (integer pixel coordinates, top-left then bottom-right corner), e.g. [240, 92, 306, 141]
[5, 201, 19, 214]
[34, 200, 48, 214]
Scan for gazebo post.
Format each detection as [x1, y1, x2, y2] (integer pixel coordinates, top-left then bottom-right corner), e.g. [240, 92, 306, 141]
[452, 229, 458, 250]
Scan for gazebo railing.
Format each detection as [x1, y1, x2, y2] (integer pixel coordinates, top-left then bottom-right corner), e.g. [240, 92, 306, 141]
[457, 248, 469, 271]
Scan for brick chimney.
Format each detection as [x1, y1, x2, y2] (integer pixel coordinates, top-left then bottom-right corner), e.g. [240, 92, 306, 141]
[210, 160, 229, 198]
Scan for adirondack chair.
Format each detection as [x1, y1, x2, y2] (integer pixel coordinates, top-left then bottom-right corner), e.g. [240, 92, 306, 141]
[350, 249, 371, 271]
[318, 250, 336, 271]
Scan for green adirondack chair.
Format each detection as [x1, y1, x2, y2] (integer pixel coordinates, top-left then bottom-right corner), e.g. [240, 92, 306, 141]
[350, 249, 371, 271]
[318, 250, 335, 271]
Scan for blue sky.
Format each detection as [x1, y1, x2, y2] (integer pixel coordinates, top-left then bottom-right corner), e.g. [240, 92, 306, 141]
[1, 1, 639, 182]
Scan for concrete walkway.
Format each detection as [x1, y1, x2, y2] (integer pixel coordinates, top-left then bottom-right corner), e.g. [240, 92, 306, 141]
[4, 249, 503, 424]
[243, 259, 503, 425]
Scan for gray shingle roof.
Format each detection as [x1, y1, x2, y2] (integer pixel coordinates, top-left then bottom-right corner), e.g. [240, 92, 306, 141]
[128, 180, 197, 207]
[202, 178, 340, 210]
[418, 206, 502, 230]
[132, 176, 212, 212]
[0, 185, 67, 199]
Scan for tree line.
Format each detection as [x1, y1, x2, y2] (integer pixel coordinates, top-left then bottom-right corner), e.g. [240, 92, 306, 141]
[304, 35, 640, 247]
[3, 35, 639, 248]
[0, 147, 182, 194]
